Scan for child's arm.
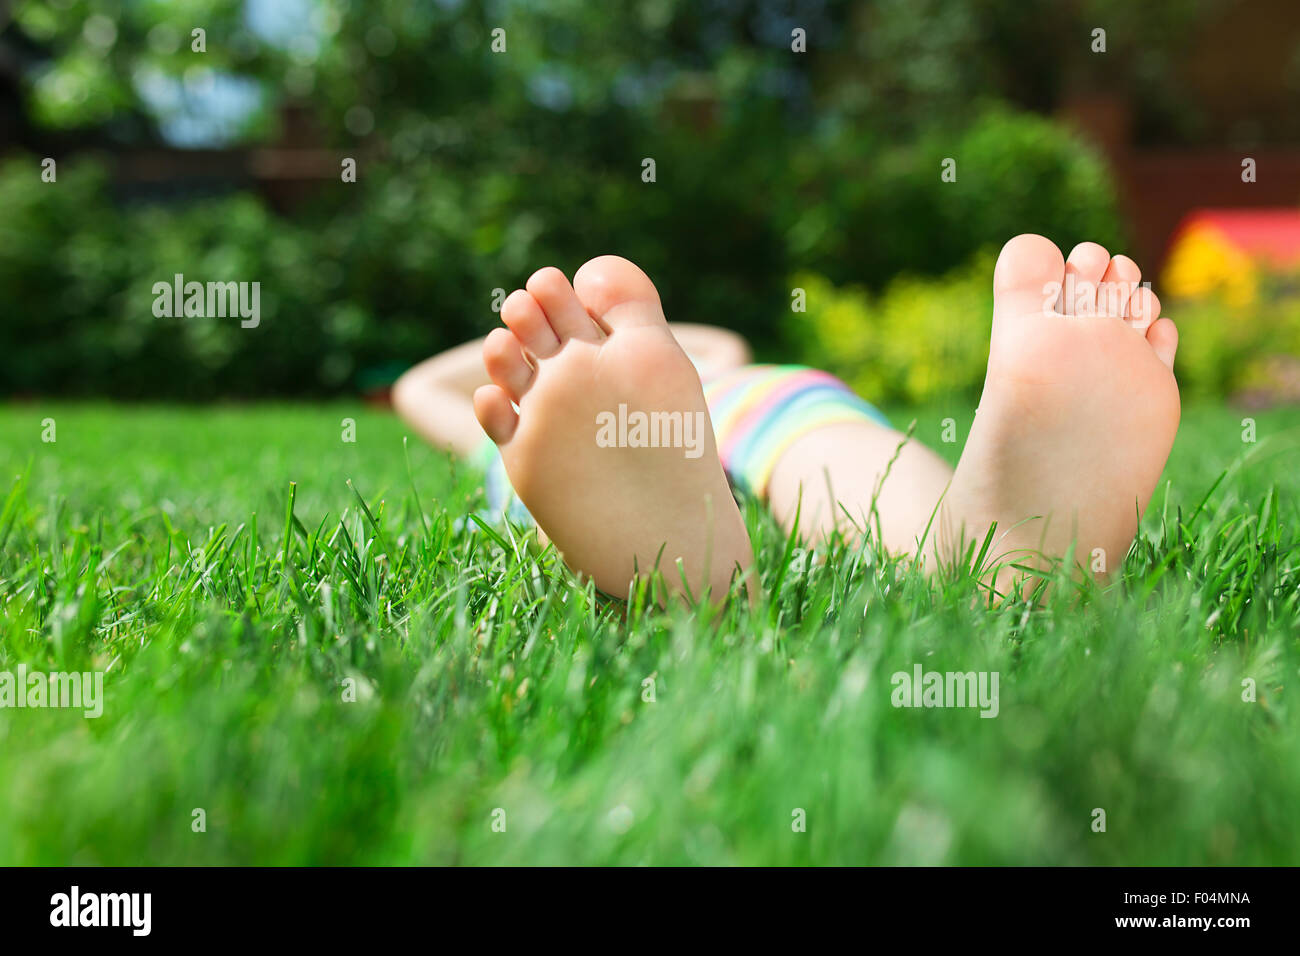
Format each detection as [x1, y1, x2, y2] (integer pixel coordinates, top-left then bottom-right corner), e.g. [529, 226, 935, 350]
[664, 323, 751, 372]
[391, 337, 490, 456]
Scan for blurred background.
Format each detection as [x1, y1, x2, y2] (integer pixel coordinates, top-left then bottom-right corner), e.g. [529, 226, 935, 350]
[2, 0, 1299, 407]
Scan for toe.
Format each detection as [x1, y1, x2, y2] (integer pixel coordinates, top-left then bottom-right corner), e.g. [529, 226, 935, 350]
[473, 384, 519, 445]
[1147, 317, 1178, 370]
[1063, 242, 1111, 316]
[1127, 286, 1161, 333]
[993, 233, 1066, 318]
[525, 267, 602, 344]
[1099, 254, 1141, 318]
[572, 255, 667, 332]
[501, 289, 560, 358]
[483, 327, 535, 401]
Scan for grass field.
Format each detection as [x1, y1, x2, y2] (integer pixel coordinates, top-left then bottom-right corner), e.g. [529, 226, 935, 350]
[1, 400, 1298, 865]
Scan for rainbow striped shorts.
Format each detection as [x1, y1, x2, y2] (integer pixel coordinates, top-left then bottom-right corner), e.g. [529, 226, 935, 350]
[475, 364, 890, 523]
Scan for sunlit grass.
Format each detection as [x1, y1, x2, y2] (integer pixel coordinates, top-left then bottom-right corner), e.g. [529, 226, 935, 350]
[0, 401, 1297, 864]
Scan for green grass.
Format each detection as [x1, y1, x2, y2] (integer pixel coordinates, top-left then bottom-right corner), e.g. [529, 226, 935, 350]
[1, 400, 1298, 865]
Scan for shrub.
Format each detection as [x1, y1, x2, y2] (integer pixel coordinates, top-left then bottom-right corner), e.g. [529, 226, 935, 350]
[0, 148, 790, 398]
[782, 106, 1125, 291]
[787, 240, 1300, 409]
[787, 252, 995, 406]
[0, 104, 1125, 399]
[1168, 278, 1300, 402]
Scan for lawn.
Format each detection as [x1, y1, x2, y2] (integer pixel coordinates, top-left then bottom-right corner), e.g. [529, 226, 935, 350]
[0, 401, 1297, 865]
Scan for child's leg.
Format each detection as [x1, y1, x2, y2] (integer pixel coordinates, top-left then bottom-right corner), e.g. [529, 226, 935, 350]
[766, 420, 955, 555]
[473, 258, 754, 602]
[766, 234, 1181, 590]
[699, 363, 954, 555]
[936, 235, 1178, 583]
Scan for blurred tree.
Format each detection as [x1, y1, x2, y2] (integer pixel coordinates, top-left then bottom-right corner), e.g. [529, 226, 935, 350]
[0, 0, 1241, 397]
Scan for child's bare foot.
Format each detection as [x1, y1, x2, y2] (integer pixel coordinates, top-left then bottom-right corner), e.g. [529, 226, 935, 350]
[472, 256, 753, 601]
[940, 234, 1181, 589]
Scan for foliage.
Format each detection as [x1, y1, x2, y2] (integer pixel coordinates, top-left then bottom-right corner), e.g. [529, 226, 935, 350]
[0, 0, 1147, 397]
[781, 107, 1125, 292]
[1161, 225, 1300, 400]
[1, 99, 1128, 397]
[1168, 284, 1300, 402]
[788, 254, 993, 405]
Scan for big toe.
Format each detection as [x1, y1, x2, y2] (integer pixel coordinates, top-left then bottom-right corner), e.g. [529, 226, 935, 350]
[572, 255, 667, 332]
[993, 234, 1066, 319]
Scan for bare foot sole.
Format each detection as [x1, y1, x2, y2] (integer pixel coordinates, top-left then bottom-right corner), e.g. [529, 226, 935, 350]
[473, 256, 753, 602]
[940, 234, 1181, 591]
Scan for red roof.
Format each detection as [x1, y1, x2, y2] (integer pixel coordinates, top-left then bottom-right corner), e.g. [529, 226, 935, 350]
[1170, 209, 1300, 266]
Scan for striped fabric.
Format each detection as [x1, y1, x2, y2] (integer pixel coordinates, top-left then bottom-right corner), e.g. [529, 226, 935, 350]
[474, 363, 889, 522]
[701, 364, 891, 498]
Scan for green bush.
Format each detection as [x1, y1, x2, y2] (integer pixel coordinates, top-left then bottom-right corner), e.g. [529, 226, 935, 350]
[1170, 277, 1300, 402]
[787, 253, 994, 406]
[789, 250, 1300, 409]
[0, 104, 1126, 399]
[1, 157, 337, 398]
[0, 144, 792, 398]
[1, 0, 1228, 400]
[782, 106, 1125, 291]
[0, 159, 126, 395]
